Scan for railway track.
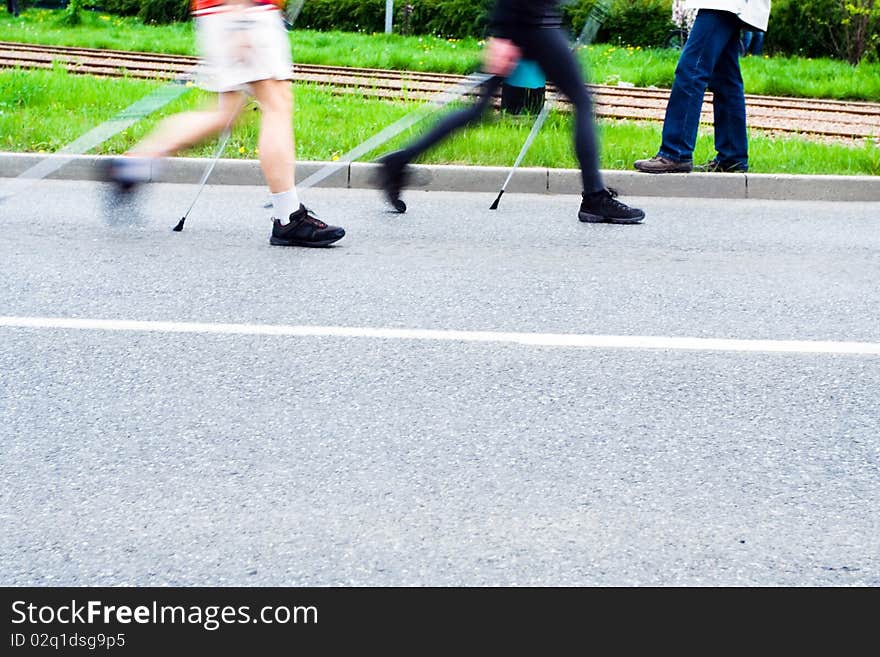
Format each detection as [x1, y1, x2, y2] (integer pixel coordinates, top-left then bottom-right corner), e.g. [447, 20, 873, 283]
[3, 41, 879, 140]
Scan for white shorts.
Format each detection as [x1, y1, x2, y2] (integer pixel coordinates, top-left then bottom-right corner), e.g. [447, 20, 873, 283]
[194, 5, 293, 93]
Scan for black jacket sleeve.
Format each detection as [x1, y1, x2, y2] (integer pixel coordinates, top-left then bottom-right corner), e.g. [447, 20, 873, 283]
[488, 0, 561, 38]
[489, 0, 525, 37]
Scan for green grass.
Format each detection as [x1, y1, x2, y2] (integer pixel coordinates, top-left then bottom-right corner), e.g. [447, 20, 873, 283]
[2, 9, 880, 101]
[1, 9, 197, 54]
[585, 44, 880, 102]
[3, 68, 877, 176]
[292, 29, 482, 74]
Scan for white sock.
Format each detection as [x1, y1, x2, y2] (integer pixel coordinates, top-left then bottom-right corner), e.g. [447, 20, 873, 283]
[270, 188, 301, 225]
[116, 155, 155, 184]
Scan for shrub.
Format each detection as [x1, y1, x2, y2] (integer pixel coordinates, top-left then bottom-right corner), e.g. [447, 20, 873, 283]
[828, 0, 879, 63]
[768, 0, 843, 58]
[563, 0, 675, 47]
[298, 0, 387, 33]
[100, 0, 140, 17]
[137, 0, 188, 25]
[768, 0, 879, 63]
[598, 0, 674, 48]
[298, 0, 677, 43]
[298, 0, 491, 37]
[399, 0, 493, 38]
[81, 0, 675, 46]
[57, 0, 84, 25]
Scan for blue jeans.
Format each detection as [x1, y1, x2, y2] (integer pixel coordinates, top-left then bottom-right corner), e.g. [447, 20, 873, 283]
[741, 30, 764, 56]
[659, 9, 748, 168]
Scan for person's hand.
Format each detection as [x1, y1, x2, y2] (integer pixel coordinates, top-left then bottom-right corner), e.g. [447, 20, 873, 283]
[484, 37, 522, 76]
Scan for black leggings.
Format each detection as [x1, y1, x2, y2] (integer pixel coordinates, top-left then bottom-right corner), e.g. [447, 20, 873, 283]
[398, 26, 604, 194]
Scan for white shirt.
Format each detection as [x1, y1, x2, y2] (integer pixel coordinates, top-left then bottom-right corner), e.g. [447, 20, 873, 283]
[685, 0, 771, 31]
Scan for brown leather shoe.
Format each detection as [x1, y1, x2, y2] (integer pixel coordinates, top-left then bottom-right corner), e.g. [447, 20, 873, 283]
[694, 158, 748, 173]
[633, 155, 693, 174]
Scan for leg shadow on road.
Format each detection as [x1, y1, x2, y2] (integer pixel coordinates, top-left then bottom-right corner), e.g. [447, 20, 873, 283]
[100, 185, 148, 228]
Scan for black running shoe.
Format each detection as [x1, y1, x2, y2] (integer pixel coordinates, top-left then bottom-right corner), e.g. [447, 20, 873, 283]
[578, 188, 645, 224]
[100, 156, 151, 193]
[269, 204, 345, 247]
[375, 150, 409, 213]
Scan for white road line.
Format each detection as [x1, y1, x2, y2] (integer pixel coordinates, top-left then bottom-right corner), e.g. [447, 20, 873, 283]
[1, 315, 879, 356]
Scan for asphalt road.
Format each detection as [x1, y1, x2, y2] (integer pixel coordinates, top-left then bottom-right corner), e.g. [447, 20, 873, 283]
[1, 180, 878, 586]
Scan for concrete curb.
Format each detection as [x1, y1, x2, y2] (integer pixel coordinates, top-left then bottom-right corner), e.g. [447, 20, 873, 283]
[1, 152, 878, 202]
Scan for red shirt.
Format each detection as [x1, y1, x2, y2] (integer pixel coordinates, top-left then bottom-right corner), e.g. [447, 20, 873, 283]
[191, 0, 283, 15]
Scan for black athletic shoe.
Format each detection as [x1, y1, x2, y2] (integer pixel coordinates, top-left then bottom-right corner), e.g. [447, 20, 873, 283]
[578, 188, 645, 224]
[695, 158, 749, 173]
[269, 204, 345, 247]
[375, 150, 409, 213]
[100, 156, 151, 193]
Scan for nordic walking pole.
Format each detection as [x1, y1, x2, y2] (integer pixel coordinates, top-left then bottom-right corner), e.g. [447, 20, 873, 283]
[261, 70, 490, 209]
[490, 0, 612, 210]
[172, 93, 250, 232]
[0, 80, 192, 205]
[171, 125, 233, 232]
[489, 101, 551, 210]
[297, 71, 492, 191]
[284, 0, 306, 27]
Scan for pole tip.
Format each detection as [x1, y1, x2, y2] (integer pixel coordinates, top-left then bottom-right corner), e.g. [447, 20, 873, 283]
[489, 190, 504, 210]
[172, 217, 186, 232]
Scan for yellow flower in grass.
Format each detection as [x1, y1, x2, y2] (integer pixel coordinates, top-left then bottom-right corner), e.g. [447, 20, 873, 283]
[239, 146, 246, 154]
